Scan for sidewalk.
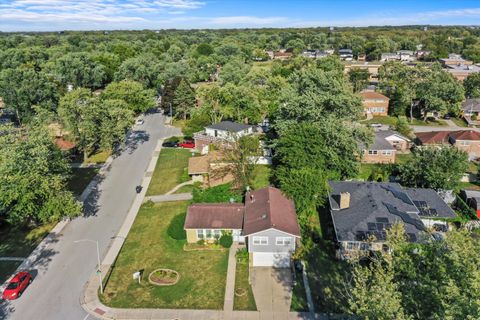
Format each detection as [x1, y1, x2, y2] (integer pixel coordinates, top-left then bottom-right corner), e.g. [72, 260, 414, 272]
[224, 243, 239, 311]
[144, 193, 193, 202]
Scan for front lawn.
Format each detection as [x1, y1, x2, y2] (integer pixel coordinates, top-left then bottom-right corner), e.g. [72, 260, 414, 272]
[66, 167, 99, 196]
[290, 267, 308, 312]
[146, 148, 193, 196]
[364, 116, 398, 126]
[233, 250, 256, 311]
[451, 117, 468, 127]
[0, 261, 22, 283]
[101, 201, 229, 309]
[364, 116, 447, 127]
[85, 150, 111, 164]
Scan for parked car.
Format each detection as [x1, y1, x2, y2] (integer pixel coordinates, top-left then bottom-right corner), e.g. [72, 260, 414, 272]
[444, 114, 451, 120]
[369, 123, 382, 128]
[162, 141, 178, 148]
[179, 140, 195, 149]
[135, 118, 144, 125]
[2, 272, 32, 300]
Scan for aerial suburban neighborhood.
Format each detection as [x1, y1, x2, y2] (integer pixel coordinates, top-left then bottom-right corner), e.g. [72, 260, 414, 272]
[1, 1, 480, 320]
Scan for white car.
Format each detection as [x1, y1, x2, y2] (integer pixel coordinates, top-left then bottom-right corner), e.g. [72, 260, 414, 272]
[135, 119, 144, 125]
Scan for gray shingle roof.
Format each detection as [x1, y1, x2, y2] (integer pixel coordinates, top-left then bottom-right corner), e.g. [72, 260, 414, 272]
[328, 181, 439, 243]
[206, 121, 253, 133]
[405, 188, 457, 218]
[462, 99, 480, 113]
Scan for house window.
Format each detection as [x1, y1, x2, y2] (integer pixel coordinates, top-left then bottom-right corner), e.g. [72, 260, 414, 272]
[382, 150, 393, 155]
[345, 242, 360, 251]
[368, 150, 378, 155]
[460, 140, 470, 146]
[276, 237, 292, 246]
[197, 230, 204, 239]
[213, 229, 221, 239]
[252, 236, 268, 245]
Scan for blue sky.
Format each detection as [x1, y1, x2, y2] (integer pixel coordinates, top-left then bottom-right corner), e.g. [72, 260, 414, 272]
[1, 0, 480, 31]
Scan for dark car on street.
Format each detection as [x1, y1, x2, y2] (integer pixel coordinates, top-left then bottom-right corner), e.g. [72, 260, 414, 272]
[162, 141, 178, 148]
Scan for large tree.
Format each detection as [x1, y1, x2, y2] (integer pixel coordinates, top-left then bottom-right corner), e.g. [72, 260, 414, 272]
[0, 124, 81, 225]
[464, 73, 480, 98]
[52, 52, 107, 89]
[0, 68, 58, 123]
[101, 80, 155, 114]
[172, 79, 196, 120]
[349, 68, 370, 93]
[398, 146, 468, 190]
[114, 54, 163, 89]
[274, 67, 362, 133]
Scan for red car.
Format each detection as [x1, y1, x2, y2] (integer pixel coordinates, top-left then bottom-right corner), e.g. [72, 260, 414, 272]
[2, 272, 32, 300]
[179, 140, 195, 149]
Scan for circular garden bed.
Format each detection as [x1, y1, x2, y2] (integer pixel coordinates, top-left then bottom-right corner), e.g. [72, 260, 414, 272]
[148, 268, 180, 286]
[235, 288, 247, 297]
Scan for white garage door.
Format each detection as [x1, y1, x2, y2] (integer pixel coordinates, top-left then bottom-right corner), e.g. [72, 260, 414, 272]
[252, 252, 290, 268]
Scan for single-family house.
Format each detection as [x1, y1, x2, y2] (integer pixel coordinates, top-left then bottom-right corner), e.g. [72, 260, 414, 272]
[361, 130, 411, 164]
[360, 91, 390, 116]
[462, 98, 480, 116]
[187, 151, 234, 187]
[445, 64, 480, 81]
[328, 181, 456, 259]
[416, 130, 480, 160]
[344, 61, 384, 83]
[398, 50, 415, 61]
[380, 52, 400, 61]
[193, 121, 254, 153]
[440, 54, 473, 67]
[184, 187, 301, 267]
[339, 49, 353, 61]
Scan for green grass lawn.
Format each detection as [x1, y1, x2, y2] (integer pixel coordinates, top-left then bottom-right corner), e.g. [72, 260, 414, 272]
[251, 165, 272, 190]
[101, 201, 229, 309]
[364, 116, 447, 127]
[364, 116, 398, 126]
[409, 118, 447, 126]
[451, 117, 468, 127]
[396, 153, 413, 165]
[146, 148, 193, 196]
[0, 221, 57, 283]
[233, 253, 256, 311]
[66, 167, 99, 196]
[85, 150, 111, 164]
[357, 163, 393, 181]
[458, 181, 480, 191]
[173, 184, 195, 194]
[290, 267, 308, 312]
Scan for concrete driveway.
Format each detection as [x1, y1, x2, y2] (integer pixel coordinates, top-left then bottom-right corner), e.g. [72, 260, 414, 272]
[250, 267, 293, 312]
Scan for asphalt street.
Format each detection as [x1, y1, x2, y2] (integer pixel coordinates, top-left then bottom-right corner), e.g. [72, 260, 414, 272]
[1, 112, 180, 320]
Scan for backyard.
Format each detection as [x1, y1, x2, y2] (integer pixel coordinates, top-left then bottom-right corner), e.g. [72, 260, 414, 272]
[146, 148, 193, 196]
[101, 201, 229, 309]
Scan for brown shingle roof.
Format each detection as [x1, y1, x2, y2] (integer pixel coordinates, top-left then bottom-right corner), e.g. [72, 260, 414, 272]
[416, 130, 480, 145]
[360, 91, 389, 101]
[449, 130, 480, 141]
[54, 137, 76, 151]
[415, 131, 451, 145]
[244, 187, 300, 237]
[184, 203, 244, 229]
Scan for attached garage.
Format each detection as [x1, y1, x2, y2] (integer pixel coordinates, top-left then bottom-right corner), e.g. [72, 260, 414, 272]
[252, 252, 291, 268]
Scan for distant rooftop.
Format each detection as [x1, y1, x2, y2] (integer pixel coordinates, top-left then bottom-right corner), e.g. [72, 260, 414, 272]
[206, 121, 253, 133]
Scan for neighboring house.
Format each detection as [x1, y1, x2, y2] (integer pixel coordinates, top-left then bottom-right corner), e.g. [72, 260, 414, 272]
[440, 54, 473, 67]
[328, 181, 456, 259]
[361, 130, 411, 164]
[268, 50, 293, 60]
[415, 130, 480, 160]
[193, 121, 254, 153]
[302, 50, 331, 59]
[398, 50, 415, 61]
[338, 49, 353, 61]
[445, 64, 480, 81]
[357, 54, 366, 61]
[380, 52, 400, 61]
[459, 189, 480, 218]
[462, 98, 480, 116]
[184, 187, 301, 267]
[187, 151, 234, 187]
[360, 91, 390, 116]
[344, 61, 384, 83]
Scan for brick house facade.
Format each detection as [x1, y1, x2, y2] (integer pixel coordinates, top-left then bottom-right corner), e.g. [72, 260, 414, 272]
[360, 91, 390, 116]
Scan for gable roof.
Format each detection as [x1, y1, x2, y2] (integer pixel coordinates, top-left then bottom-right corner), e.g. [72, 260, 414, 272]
[328, 181, 426, 243]
[462, 98, 480, 112]
[449, 130, 480, 141]
[243, 187, 300, 237]
[377, 129, 410, 142]
[206, 121, 253, 133]
[360, 91, 390, 101]
[415, 131, 451, 145]
[184, 203, 244, 229]
[369, 133, 396, 150]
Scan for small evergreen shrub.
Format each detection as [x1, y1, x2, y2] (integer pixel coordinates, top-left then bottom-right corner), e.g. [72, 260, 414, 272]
[167, 212, 187, 240]
[219, 234, 233, 248]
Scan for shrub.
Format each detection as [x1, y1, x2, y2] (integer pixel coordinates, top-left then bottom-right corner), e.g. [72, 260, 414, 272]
[197, 239, 205, 245]
[472, 114, 478, 121]
[236, 248, 249, 264]
[167, 212, 187, 240]
[219, 234, 233, 248]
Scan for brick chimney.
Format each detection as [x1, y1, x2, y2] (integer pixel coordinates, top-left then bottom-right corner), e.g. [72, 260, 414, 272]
[339, 192, 350, 209]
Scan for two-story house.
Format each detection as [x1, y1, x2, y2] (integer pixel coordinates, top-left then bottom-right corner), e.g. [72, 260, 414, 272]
[360, 91, 390, 116]
[193, 121, 254, 153]
[184, 187, 301, 267]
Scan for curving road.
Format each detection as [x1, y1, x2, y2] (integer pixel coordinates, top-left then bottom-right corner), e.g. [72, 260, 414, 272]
[1, 112, 180, 320]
